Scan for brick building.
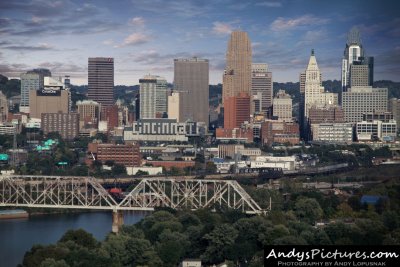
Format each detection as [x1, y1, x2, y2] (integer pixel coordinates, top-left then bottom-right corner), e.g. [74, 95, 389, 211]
[308, 106, 344, 125]
[224, 92, 250, 129]
[215, 127, 253, 143]
[88, 142, 141, 167]
[41, 112, 79, 140]
[148, 160, 195, 170]
[261, 120, 300, 145]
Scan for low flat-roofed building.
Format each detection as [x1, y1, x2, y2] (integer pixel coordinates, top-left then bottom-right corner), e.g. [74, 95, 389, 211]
[356, 120, 397, 142]
[311, 123, 353, 144]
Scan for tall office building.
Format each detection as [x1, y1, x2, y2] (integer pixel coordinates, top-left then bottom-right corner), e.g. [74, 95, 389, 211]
[224, 92, 250, 129]
[342, 86, 388, 123]
[304, 50, 338, 119]
[0, 91, 8, 122]
[20, 73, 40, 113]
[251, 63, 272, 115]
[29, 77, 70, 119]
[302, 50, 338, 139]
[389, 98, 400, 127]
[76, 100, 101, 129]
[273, 90, 292, 122]
[88, 57, 114, 107]
[223, 31, 252, 100]
[341, 27, 373, 92]
[168, 92, 180, 121]
[139, 75, 167, 119]
[174, 57, 209, 125]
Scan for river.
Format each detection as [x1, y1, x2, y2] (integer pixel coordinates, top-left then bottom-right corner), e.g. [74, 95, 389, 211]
[0, 211, 148, 267]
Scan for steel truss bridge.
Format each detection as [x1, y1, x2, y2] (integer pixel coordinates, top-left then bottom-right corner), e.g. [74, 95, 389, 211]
[0, 175, 265, 231]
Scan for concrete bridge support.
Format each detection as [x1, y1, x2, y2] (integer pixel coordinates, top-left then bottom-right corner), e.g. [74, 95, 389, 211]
[111, 210, 124, 233]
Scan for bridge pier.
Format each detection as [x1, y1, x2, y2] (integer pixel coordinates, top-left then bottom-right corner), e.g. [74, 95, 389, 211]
[111, 210, 124, 234]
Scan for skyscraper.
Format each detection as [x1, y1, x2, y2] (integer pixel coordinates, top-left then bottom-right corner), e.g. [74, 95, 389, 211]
[224, 92, 250, 129]
[88, 57, 114, 107]
[223, 31, 252, 100]
[139, 75, 167, 119]
[304, 50, 338, 119]
[0, 91, 8, 122]
[223, 31, 252, 129]
[342, 86, 388, 123]
[173, 57, 209, 125]
[273, 90, 292, 122]
[302, 50, 338, 139]
[341, 27, 373, 92]
[19, 68, 52, 113]
[20, 73, 40, 113]
[251, 63, 273, 116]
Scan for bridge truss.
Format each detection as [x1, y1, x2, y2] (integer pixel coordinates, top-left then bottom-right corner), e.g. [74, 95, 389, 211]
[0, 176, 265, 214]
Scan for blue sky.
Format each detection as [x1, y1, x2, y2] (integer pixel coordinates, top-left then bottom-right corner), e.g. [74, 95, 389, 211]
[0, 0, 399, 85]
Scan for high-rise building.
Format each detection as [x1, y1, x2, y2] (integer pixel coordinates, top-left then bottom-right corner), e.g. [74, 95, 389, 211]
[273, 90, 292, 122]
[388, 98, 400, 127]
[174, 57, 209, 124]
[301, 50, 338, 140]
[303, 50, 338, 134]
[350, 62, 370, 87]
[139, 75, 167, 119]
[342, 86, 388, 123]
[0, 91, 8, 123]
[88, 57, 114, 107]
[76, 100, 101, 130]
[168, 92, 180, 121]
[20, 73, 40, 113]
[29, 77, 69, 119]
[341, 27, 373, 92]
[223, 31, 252, 100]
[224, 92, 250, 129]
[41, 112, 79, 140]
[251, 63, 272, 115]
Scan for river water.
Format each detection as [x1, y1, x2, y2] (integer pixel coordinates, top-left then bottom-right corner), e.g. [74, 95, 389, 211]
[0, 211, 148, 267]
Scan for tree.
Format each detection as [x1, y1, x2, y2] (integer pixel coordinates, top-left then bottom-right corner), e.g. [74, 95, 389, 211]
[58, 229, 98, 249]
[111, 164, 126, 176]
[156, 230, 189, 267]
[125, 237, 162, 266]
[102, 234, 130, 265]
[202, 224, 238, 263]
[205, 162, 217, 174]
[294, 197, 323, 224]
[22, 245, 69, 267]
[39, 258, 69, 267]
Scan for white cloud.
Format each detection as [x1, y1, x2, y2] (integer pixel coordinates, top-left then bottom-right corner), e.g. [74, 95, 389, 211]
[212, 21, 233, 35]
[255, 1, 282, 7]
[270, 15, 330, 31]
[31, 16, 46, 24]
[117, 32, 151, 47]
[296, 30, 329, 46]
[37, 42, 53, 49]
[102, 39, 114, 46]
[130, 17, 145, 26]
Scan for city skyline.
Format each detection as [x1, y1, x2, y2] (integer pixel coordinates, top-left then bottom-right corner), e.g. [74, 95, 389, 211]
[0, 0, 399, 85]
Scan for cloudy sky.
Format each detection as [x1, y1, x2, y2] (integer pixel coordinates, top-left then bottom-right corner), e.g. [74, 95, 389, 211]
[0, 0, 399, 85]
